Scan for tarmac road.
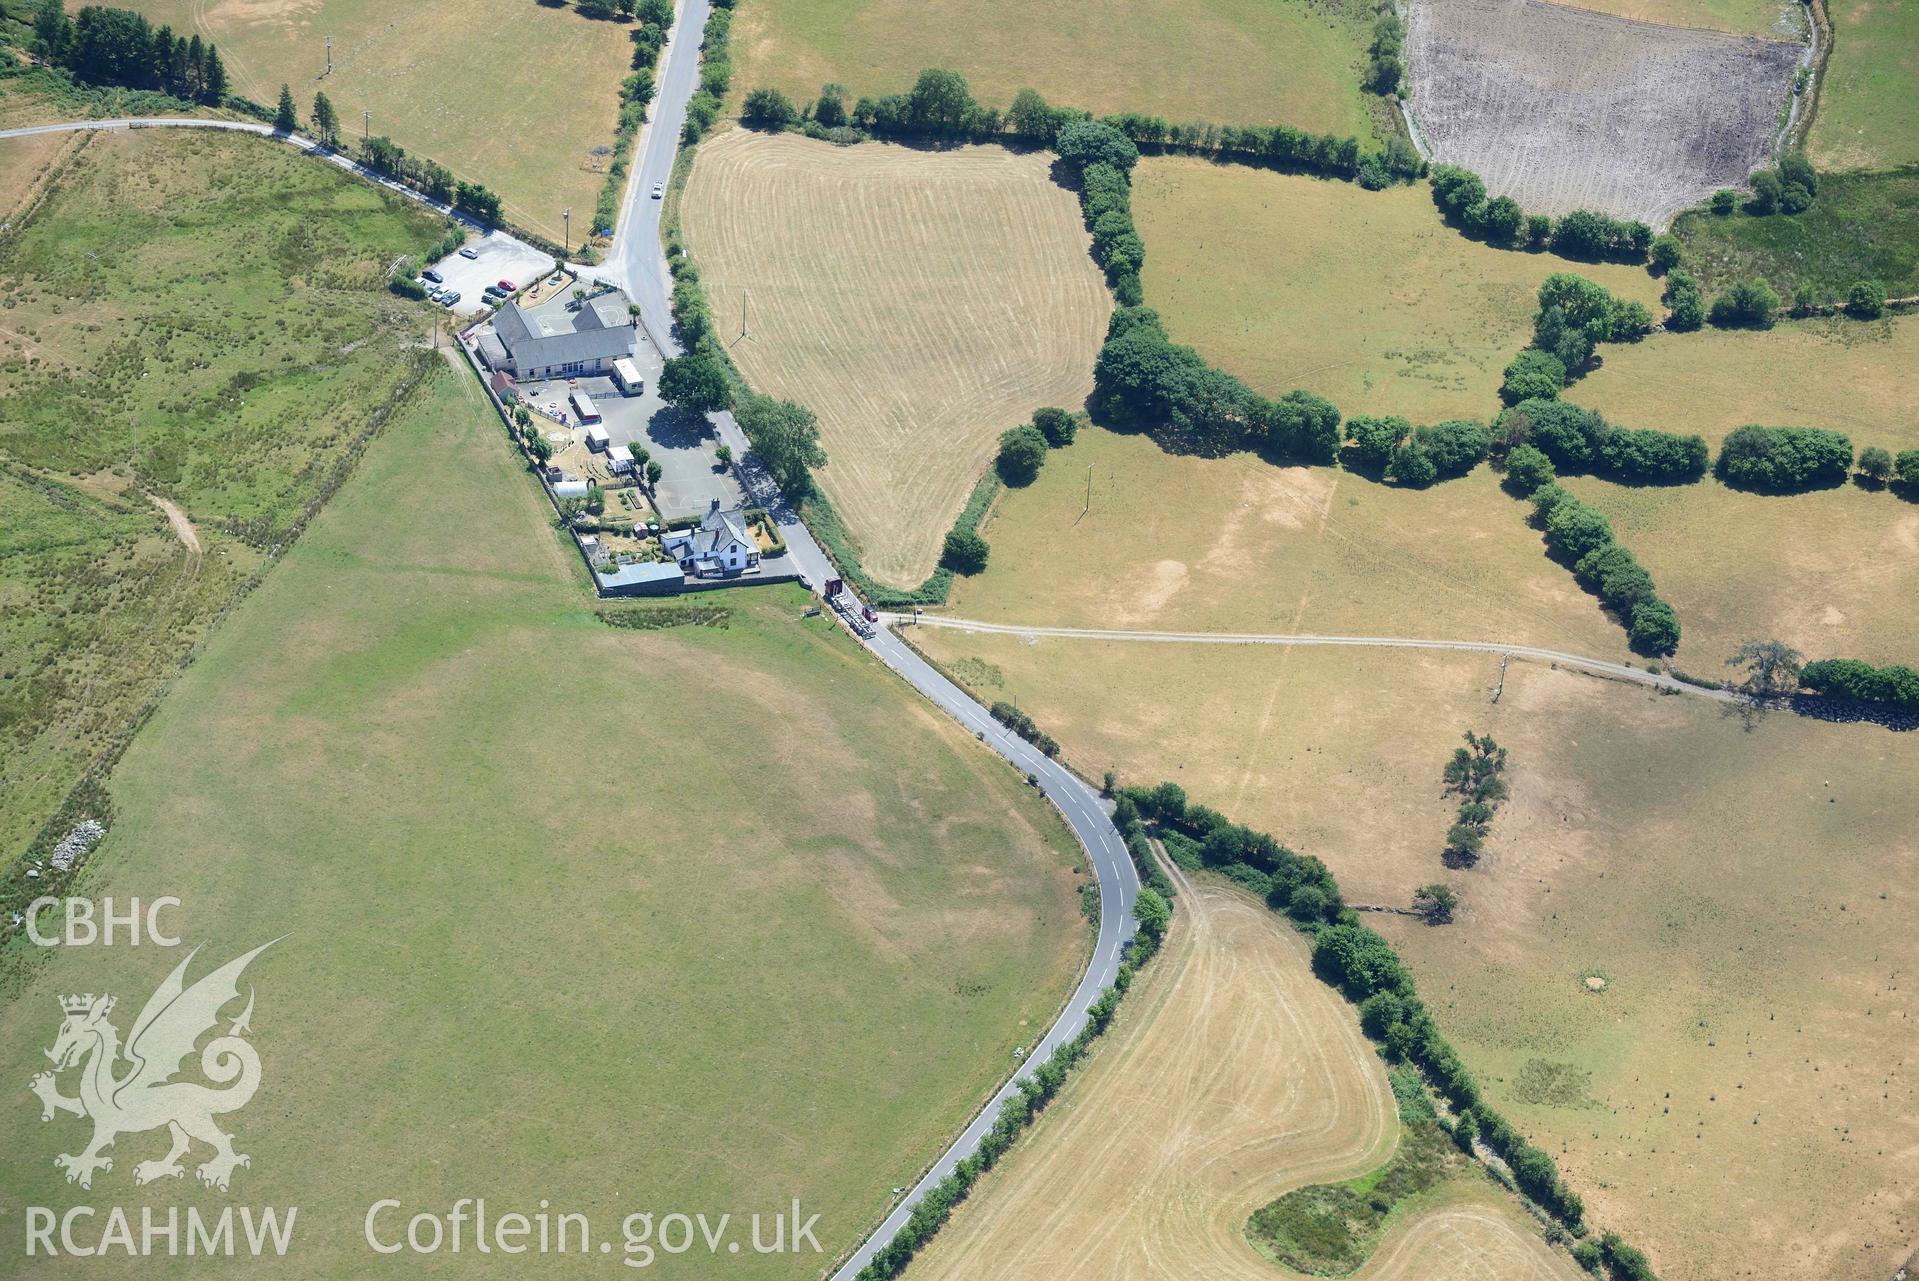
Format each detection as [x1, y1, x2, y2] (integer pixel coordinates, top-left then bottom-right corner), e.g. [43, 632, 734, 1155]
[581, 25, 1144, 1275]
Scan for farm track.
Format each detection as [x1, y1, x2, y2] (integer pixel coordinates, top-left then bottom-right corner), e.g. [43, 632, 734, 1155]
[680, 129, 1109, 588]
[913, 862, 1579, 1281]
[894, 614, 1745, 703]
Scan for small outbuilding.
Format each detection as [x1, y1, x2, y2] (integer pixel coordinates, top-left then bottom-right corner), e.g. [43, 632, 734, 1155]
[597, 560, 684, 597]
[606, 444, 634, 474]
[612, 358, 644, 396]
[584, 424, 610, 452]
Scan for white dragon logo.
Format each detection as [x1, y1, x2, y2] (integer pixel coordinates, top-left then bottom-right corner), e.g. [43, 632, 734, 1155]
[28, 940, 277, 1192]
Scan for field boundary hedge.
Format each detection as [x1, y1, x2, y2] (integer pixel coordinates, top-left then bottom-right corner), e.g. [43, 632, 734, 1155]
[739, 70, 1425, 190]
[1118, 781, 1660, 1278]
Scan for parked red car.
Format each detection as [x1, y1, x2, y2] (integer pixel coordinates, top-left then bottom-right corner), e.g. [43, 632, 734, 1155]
[495, 279, 517, 294]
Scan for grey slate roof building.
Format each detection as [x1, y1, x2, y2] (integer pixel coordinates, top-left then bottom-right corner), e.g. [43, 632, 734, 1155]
[663, 500, 760, 578]
[486, 288, 638, 379]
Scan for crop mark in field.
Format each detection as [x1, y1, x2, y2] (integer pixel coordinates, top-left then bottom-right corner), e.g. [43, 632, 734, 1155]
[1404, 0, 1804, 225]
[681, 129, 1109, 588]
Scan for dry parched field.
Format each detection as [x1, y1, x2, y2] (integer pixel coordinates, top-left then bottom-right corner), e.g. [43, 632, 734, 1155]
[912, 872, 1579, 1281]
[683, 128, 1108, 587]
[101, 0, 635, 240]
[906, 628, 1919, 1281]
[1404, 0, 1803, 225]
[728, 0, 1382, 145]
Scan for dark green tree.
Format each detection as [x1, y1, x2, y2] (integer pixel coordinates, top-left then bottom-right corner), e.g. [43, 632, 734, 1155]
[1648, 234, 1682, 274]
[1846, 279, 1887, 318]
[1032, 406, 1078, 447]
[1858, 445, 1893, 484]
[1502, 444, 1556, 494]
[310, 90, 339, 146]
[904, 68, 977, 134]
[1262, 389, 1341, 463]
[1709, 279, 1780, 330]
[273, 82, 298, 133]
[941, 527, 990, 574]
[741, 86, 797, 129]
[813, 83, 847, 127]
[1054, 119, 1139, 174]
[1342, 414, 1410, 472]
[734, 392, 826, 494]
[1501, 349, 1566, 404]
[658, 353, 734, 414]
[1628, 599, 1681, 656]
[996, 425, 1048, 486]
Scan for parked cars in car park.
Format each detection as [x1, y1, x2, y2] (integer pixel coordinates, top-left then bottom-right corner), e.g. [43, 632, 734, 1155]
[458, 247, 479, 260]
[422, 269, 444, 284]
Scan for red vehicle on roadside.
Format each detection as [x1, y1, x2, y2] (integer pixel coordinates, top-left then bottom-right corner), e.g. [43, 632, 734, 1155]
[496, 279, 517, 294]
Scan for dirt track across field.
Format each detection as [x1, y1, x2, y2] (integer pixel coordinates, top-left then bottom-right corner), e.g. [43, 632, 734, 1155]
[681, 129, 1108, 588]
[148, 493, 202, 555]
[1404, 0, 1804, 225]
[912, 869, 1581, 1281]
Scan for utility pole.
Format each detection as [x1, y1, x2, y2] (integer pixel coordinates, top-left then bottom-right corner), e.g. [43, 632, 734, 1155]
[563, 207, 571, 257]
[324, 35, 332, 77]
[361, 109, 369, 141]
[1084, 463, 1093, 515]
[740, 287, 750, 340]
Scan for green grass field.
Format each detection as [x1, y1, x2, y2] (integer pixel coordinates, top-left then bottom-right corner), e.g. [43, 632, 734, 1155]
[0, 364, 1090, 1276]
[1669, 168, 1919, 302]
[1812, 0, 1919, 170]
[907, 628, 1919, 1281]
[0, 126, 445, 865]
[1130, 157, 1663, 424]
[730, 0, 1380, 144]
[68, 0, 641, 240]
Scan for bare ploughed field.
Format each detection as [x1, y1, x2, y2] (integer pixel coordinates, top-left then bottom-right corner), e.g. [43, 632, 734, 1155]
[682, 129, 1109, 588]
[912, 873, 1580, 1281]
[1404, 0, 1803, 225]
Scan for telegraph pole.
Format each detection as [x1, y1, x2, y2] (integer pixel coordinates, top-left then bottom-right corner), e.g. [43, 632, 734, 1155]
[324, 35, 332, 77]
[740, 287, 750, 340]
[361, 109, 369, 142]
[563, 207, 571, 257]
[1084, 463, 1093, 515]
